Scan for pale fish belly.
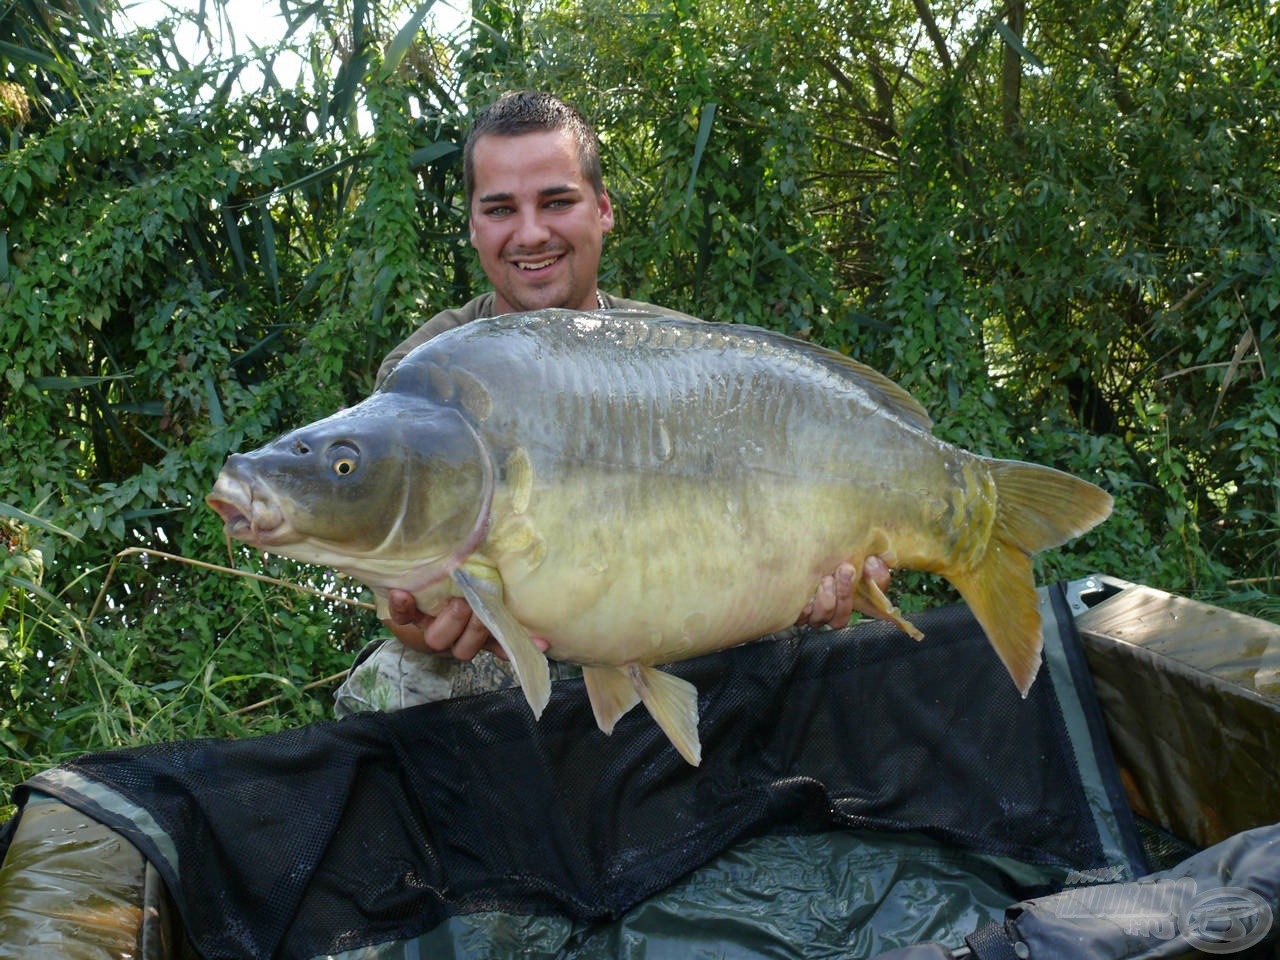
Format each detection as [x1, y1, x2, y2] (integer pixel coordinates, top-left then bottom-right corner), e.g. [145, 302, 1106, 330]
[487, 468, 885, 667]
[459, 313, 976, 668]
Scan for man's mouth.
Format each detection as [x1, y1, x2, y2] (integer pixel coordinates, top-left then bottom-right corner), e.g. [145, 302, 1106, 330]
[514, 254, 562, 272]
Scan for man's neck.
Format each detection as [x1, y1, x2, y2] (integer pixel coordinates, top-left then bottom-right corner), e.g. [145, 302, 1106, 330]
[492, 290, 603, 314]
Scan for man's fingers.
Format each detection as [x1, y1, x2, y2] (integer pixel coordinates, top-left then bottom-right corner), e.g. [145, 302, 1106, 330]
[850, 555, 894, 620]
[421, 598, 473, 653]
[799, 558, 895, 627]
[385, 593, 548, 663]
[804, 575, 838, 626]
[387, 588, 423, 626]
[800, 564, 856, 629]
[826, 563, 856, 629]
[863, 555, 891, 591]
[450, 613, 494, 662]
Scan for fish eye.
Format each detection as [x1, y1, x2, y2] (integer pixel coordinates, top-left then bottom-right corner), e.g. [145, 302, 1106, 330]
[327, 443, 359, 477]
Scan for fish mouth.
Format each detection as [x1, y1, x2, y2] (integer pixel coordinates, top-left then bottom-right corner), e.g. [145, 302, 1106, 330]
[205, 474, 289, 545]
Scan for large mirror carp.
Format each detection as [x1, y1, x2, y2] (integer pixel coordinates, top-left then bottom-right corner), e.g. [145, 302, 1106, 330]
[207, 309, 1113, 765]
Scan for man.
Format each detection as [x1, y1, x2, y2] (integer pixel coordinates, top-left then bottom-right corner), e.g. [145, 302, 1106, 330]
[347, 91, 888, 695]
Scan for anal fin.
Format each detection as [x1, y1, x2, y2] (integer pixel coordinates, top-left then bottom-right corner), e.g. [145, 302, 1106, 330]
[452, 566, 551, 718]
[854, 576, 924, 641]
[628, 664, 702, 767]
[582, 665, 642, 734]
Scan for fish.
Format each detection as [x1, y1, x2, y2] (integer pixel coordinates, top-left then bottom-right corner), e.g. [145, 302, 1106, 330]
[206, 309, 1113, 765]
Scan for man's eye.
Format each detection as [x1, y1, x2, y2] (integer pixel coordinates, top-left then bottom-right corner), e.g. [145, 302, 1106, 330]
[485, 205, 513, 217]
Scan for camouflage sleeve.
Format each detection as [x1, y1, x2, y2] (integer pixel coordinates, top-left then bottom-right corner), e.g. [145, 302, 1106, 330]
[374, 293, 496, 389]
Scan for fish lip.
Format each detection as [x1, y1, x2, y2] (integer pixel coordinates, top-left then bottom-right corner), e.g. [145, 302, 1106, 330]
[205, 477, 289, 545]
[206, 494, 288, 543]
[206, 495, 252, 536]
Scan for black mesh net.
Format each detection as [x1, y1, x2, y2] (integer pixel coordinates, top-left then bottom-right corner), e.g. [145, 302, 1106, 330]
[31, 591, 1121, 960]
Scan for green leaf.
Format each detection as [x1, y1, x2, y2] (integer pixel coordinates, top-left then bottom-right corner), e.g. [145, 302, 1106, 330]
[110, 401, 166, 416]
[0, 39, 54, 68]
[378, 0, 437, 82]
[284, 0, 328, 40]
[330, 51, 369, 130]
[120, 506, 178, 523]
[682, 102, 717, 217]
[32, 375, 130, 390]
[408, 141, 459, 170]
[261, 211, 279, 306]
[243, 158, 361, 206]
[213, 60, 248, 107]
[4, 575, 58, 606]
[222, 209, 248, 276]
[993, 21, 1045, 71]
[0, 504, 81, 542]
[205, 374, 225, 428]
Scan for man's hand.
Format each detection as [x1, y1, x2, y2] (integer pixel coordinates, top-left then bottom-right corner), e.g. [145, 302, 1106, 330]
[796, 556, 893, 629]
[382, 590, 550, 662]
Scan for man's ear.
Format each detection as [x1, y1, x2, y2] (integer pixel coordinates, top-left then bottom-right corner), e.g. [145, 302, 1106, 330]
[598, 189, 615, 234]
[468, 217, 478, 247]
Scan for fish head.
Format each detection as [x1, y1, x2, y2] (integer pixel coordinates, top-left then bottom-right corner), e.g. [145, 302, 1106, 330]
[206, 392, 492, 584]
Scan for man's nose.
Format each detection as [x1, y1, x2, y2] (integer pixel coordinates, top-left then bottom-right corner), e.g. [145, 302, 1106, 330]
[512, 209, 552, 247]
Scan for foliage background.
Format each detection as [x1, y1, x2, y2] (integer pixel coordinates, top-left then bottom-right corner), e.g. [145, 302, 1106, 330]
[2, 0, 1278, 811]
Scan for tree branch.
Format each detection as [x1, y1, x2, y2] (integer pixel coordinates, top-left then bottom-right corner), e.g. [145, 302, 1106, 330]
[910, 0, 954, 73]
[1001, 0, 1026, 141]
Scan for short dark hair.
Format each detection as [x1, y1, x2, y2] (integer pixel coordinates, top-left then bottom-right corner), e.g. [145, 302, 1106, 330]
[463, 91, 604, 202]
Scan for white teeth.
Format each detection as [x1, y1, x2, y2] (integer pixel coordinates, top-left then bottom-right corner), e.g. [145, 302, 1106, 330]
[517, 257, 558, 270]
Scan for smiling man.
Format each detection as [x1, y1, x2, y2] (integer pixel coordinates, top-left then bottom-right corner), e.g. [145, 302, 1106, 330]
[468, 120, 612, 313]
[373, 92, 689, 388]
[355, 91, 885, 683]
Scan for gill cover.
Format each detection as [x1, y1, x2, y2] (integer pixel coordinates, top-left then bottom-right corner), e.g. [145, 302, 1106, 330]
[239, 391, 493, 574]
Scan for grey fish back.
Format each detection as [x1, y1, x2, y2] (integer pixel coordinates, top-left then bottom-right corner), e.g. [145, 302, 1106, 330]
[386, 310, 933, 472]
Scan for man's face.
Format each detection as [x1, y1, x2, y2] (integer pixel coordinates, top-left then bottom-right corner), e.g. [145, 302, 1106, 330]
[468, 129, 615, 315]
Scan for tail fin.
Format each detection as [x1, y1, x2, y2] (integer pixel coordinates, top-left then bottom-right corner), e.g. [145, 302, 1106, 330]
[949, 460, 1113, 697]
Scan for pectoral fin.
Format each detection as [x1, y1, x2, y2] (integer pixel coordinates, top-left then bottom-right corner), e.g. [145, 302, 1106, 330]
[582, 665, 642, 734]
[372, 588, 391, 620]
[451, 566, 550, 718]
[628, 664, 702, 767]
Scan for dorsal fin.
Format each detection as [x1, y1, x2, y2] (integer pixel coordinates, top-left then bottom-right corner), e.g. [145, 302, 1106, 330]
[807, 346, 933, 431]
[741, 323, 934, 431]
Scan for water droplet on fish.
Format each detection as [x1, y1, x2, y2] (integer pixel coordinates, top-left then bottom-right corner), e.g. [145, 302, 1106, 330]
[654, 419, 674, 462]
[682, 610, 710, 641]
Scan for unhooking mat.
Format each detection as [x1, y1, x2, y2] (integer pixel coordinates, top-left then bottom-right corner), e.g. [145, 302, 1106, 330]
[7, 584, 1265, 960]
